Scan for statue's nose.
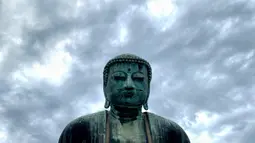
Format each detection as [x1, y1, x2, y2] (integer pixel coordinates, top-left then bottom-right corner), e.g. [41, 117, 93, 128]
[124, 77, 135, 90]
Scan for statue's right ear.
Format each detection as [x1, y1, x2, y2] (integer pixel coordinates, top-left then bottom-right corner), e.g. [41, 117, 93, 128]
[103, 85, 110, 109]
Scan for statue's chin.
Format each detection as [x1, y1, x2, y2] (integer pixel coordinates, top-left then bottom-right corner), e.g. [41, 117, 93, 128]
[112, 103, 142, 109]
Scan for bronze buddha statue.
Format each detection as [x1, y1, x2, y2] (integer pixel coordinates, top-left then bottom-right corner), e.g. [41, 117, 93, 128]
[58, 54, 190, 143]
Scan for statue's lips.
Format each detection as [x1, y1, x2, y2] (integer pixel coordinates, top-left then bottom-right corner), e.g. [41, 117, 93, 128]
[122, 91, 135, 97]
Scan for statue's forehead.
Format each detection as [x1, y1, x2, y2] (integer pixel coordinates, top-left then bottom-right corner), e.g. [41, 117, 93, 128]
[109, 62, 147, 73]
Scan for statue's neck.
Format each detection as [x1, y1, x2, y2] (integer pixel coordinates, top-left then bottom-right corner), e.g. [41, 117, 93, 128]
[110, 105, 142, 123]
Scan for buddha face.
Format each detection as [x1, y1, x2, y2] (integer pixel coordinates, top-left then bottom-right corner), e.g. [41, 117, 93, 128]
[104, 62, 149, 108]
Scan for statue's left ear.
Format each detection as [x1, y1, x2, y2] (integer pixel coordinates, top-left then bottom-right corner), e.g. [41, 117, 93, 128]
[104, 100, 110, 109]
[143, 85, 150, 110]
[143, 102, 148, 110]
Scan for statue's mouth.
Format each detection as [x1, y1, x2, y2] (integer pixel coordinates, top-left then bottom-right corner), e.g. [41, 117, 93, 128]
[123, 91, 135, 98]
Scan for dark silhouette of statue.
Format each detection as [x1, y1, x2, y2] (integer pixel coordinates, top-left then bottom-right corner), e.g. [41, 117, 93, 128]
[58, 54, 190, 143]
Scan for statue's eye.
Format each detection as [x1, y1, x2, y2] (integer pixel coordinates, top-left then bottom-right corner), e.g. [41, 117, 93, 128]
[112, 72, 126, 81]
[114, 75, 126, 80]
[132, 73, 144, 81]
[134, 76, 144, 81]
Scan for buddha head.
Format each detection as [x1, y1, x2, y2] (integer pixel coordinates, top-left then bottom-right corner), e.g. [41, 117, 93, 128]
[103, 54, 152, 110]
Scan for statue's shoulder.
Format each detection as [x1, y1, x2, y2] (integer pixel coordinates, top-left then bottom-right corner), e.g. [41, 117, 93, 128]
[70, 110, 106, 125]
[146, 112, 184, 131]
[146, 112, 190, 143]
[59, 111, 106, 142]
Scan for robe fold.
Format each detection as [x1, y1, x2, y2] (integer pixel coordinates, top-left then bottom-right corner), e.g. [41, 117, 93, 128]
[58, 110, 190, 143]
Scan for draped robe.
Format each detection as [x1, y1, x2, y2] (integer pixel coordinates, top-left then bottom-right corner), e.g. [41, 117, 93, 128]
[58, 110, 190, 143]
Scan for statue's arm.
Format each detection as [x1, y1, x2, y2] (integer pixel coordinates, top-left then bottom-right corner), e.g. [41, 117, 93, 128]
[58, 126, 71, 143]
[168, 120, 191, 143]
[176, 124, 190, 143]
[58, 120, 91, 143]
[181, 129, 190, 143]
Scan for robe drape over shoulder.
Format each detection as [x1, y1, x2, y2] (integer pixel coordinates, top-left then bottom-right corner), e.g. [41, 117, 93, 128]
[58, 110, 190, 143]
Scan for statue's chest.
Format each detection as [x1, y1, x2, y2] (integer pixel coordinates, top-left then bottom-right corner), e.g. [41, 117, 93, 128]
[110, 119, 147, 143]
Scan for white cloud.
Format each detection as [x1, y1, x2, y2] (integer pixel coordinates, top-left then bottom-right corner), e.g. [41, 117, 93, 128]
[195, 111, 220, 127]
[144, 0, 178, 31]
[1, 0, 254, 142]
[194, 131, 214, 143]
[11, 39, 73, 86]
[110, 24, 129, 47]
[0, 128, 7, 143]
[146, 0, 175, 18]
[215, 126, 233, 137]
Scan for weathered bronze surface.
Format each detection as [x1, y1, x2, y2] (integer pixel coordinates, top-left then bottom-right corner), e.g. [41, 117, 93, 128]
[58, 54, 190, 143]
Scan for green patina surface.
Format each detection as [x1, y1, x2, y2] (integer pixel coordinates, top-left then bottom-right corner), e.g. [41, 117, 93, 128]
[58, 54, 191, 143]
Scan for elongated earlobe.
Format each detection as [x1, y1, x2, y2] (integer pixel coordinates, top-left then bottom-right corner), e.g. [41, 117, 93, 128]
[143, 103, 148, 110]
[104, 100, 110, 108]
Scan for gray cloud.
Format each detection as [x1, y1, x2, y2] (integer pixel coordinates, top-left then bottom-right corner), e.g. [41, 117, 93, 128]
[0, 0, 254, 142]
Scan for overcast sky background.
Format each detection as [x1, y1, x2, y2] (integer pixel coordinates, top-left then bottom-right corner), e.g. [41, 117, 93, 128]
[0, 0, 254, 143]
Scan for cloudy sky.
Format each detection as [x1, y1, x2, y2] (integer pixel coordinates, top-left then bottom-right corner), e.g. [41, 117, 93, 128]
[0, 0, 254, 142]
